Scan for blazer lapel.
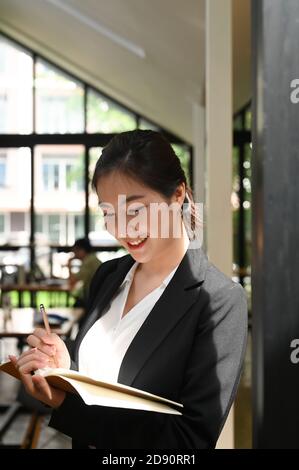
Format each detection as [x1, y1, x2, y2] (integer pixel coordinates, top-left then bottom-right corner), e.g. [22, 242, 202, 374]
[118, 247, 209, 386]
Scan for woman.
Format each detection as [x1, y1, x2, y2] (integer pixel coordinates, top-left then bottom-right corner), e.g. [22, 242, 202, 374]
[10, 130, 247, 449]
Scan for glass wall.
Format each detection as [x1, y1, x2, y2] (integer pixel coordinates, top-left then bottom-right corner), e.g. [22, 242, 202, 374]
[171, 143, 191, 187]
[0, 37, 33, 134]
[0, 33, 192, 282]
[35, 60, 84, 134]
[0, 147, 31, 245]
[232, 104, 252, 307]
[35, 145, 85, 246]
[87, 90, 136, 133]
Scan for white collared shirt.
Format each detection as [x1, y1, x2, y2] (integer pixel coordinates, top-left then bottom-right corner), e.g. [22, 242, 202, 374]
[78, 261, 180, 383]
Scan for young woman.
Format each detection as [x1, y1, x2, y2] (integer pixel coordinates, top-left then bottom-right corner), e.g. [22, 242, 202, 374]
[10, 130, 247, 449]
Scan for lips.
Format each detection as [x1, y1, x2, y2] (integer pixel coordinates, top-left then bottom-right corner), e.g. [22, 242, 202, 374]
[126, 237, 148, 250]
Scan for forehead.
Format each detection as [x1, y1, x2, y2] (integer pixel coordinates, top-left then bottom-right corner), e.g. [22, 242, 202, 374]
[96, 171, 154, 204]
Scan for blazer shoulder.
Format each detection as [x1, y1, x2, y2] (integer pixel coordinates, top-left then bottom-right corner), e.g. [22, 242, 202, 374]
[203, 260, 246, 299]
[200, 260, 248, 327]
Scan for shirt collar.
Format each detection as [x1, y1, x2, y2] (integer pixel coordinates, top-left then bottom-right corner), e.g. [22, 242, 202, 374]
[121, 261, 139, 287]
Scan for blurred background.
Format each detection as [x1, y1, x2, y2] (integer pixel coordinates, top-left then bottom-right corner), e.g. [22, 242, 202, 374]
[0, 0, 253, 450]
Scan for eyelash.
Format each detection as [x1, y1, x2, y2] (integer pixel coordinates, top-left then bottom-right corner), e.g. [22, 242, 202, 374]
[102, 205, 147, 218]
[131, 206, 145, 215]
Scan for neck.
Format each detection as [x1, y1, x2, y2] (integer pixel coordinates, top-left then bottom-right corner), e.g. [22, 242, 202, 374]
[138, 223, 190, 279]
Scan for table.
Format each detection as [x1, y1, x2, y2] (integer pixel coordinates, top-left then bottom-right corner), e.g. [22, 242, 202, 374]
[0, 307, 83, 339]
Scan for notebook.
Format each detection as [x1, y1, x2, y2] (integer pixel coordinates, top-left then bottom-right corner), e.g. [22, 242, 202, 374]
[0, 361, 183, 415]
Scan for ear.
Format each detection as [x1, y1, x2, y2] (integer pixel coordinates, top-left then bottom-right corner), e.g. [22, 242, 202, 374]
[174, 182, 186, 206]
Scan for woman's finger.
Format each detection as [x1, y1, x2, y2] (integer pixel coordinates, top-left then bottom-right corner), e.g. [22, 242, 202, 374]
[15, 347, 37, 360]
[8, 354, 18, 366]
[27, 335, 56, 356]
[18, 369, 35, 395]
[18, 359, 48, 375]
[32, 375, 52, 400]
[9, 357, 60, 406]
[29, 329, 59, 346]
[17, 350, 50, 368]
[29, 328, 49, 340]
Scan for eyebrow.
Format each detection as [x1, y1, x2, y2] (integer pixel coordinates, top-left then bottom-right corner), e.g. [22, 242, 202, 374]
[98, 194, 145, 206]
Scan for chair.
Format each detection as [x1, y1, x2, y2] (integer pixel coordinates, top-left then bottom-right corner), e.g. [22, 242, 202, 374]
[0, 383, 50, 449]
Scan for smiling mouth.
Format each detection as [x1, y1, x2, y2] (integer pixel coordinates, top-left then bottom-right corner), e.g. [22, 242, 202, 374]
[126, 237, 148, 249]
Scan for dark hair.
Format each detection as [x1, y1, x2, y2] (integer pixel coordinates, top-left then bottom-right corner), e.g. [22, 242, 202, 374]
[73, 238, 93, 253]
[92, 130, 197, 238]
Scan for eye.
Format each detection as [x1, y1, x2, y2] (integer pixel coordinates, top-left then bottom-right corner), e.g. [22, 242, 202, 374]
[134, 207, 143, 215]
[103, 211, 115, 218]
[127, 204, 147, 216]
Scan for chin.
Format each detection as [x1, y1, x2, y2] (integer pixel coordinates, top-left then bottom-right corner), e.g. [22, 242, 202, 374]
[131, 252, 151, 263]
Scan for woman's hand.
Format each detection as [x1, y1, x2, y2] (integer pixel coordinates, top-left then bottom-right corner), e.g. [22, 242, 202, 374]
[26, 328, 71, 369]
[9, 353, 66, 408]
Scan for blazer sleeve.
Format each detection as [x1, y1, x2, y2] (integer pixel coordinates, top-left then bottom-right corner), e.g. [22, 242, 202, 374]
[49, 282, 247, 449]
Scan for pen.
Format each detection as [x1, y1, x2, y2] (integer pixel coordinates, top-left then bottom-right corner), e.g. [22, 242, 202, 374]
[39, 304, 57, 368]
[39, 303, 51, 336]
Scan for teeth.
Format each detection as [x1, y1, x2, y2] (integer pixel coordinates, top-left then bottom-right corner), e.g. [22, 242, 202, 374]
[128, 237, 147, 246]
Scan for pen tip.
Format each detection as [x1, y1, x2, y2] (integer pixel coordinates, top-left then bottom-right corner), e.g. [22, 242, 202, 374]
[40, 304, 44, 309]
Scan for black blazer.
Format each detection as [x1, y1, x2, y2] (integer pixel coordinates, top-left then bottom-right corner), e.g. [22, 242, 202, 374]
[49, 247, 248, 449]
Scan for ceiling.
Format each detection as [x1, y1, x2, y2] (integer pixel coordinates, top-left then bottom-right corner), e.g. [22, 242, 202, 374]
[0, 0, 251, 143]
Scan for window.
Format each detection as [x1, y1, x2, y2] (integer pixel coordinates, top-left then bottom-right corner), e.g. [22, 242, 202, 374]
[138, 118, 159, 131]
[49, 214, 60, 244]
[74, 214, 84, 240]
[35, 60, 84, 134]
[232, 104, 252, 303]
[11, 212, 25, 232]
[0, 37, 33, 133]
[88, 147, 119, 247]
[87, 89, 136, 133]
[35, 145, 85, 246]
[0, 148, 31, 245]
[0, 213, 5, 233]
[41, 152, 84, 192]
[171, 144, 191, 186]
[42, 161, 59, 191]
[0, 33, 192, 278]
[0, 155, 6, 187]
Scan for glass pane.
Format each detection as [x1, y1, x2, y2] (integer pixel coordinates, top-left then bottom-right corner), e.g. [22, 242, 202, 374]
[0, 248, 30, 294]
[0, 213, 4, 232]
[88, 147, 120, 247]
[232, 147, 240, 270]
[87, 89, 136, 133]
[244, 143, 252, 269]
[35, 60, 84, 134]
[245, 109, 252, 131]
[231, 142, 252, 297]
[35, 145, 85, 246]
[171, 144, 191, 186]
[0, 36, 33, 134]
[138, 118, 159, 131]
[234, 114, 243, 131]
[0, 148, 31, 245]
